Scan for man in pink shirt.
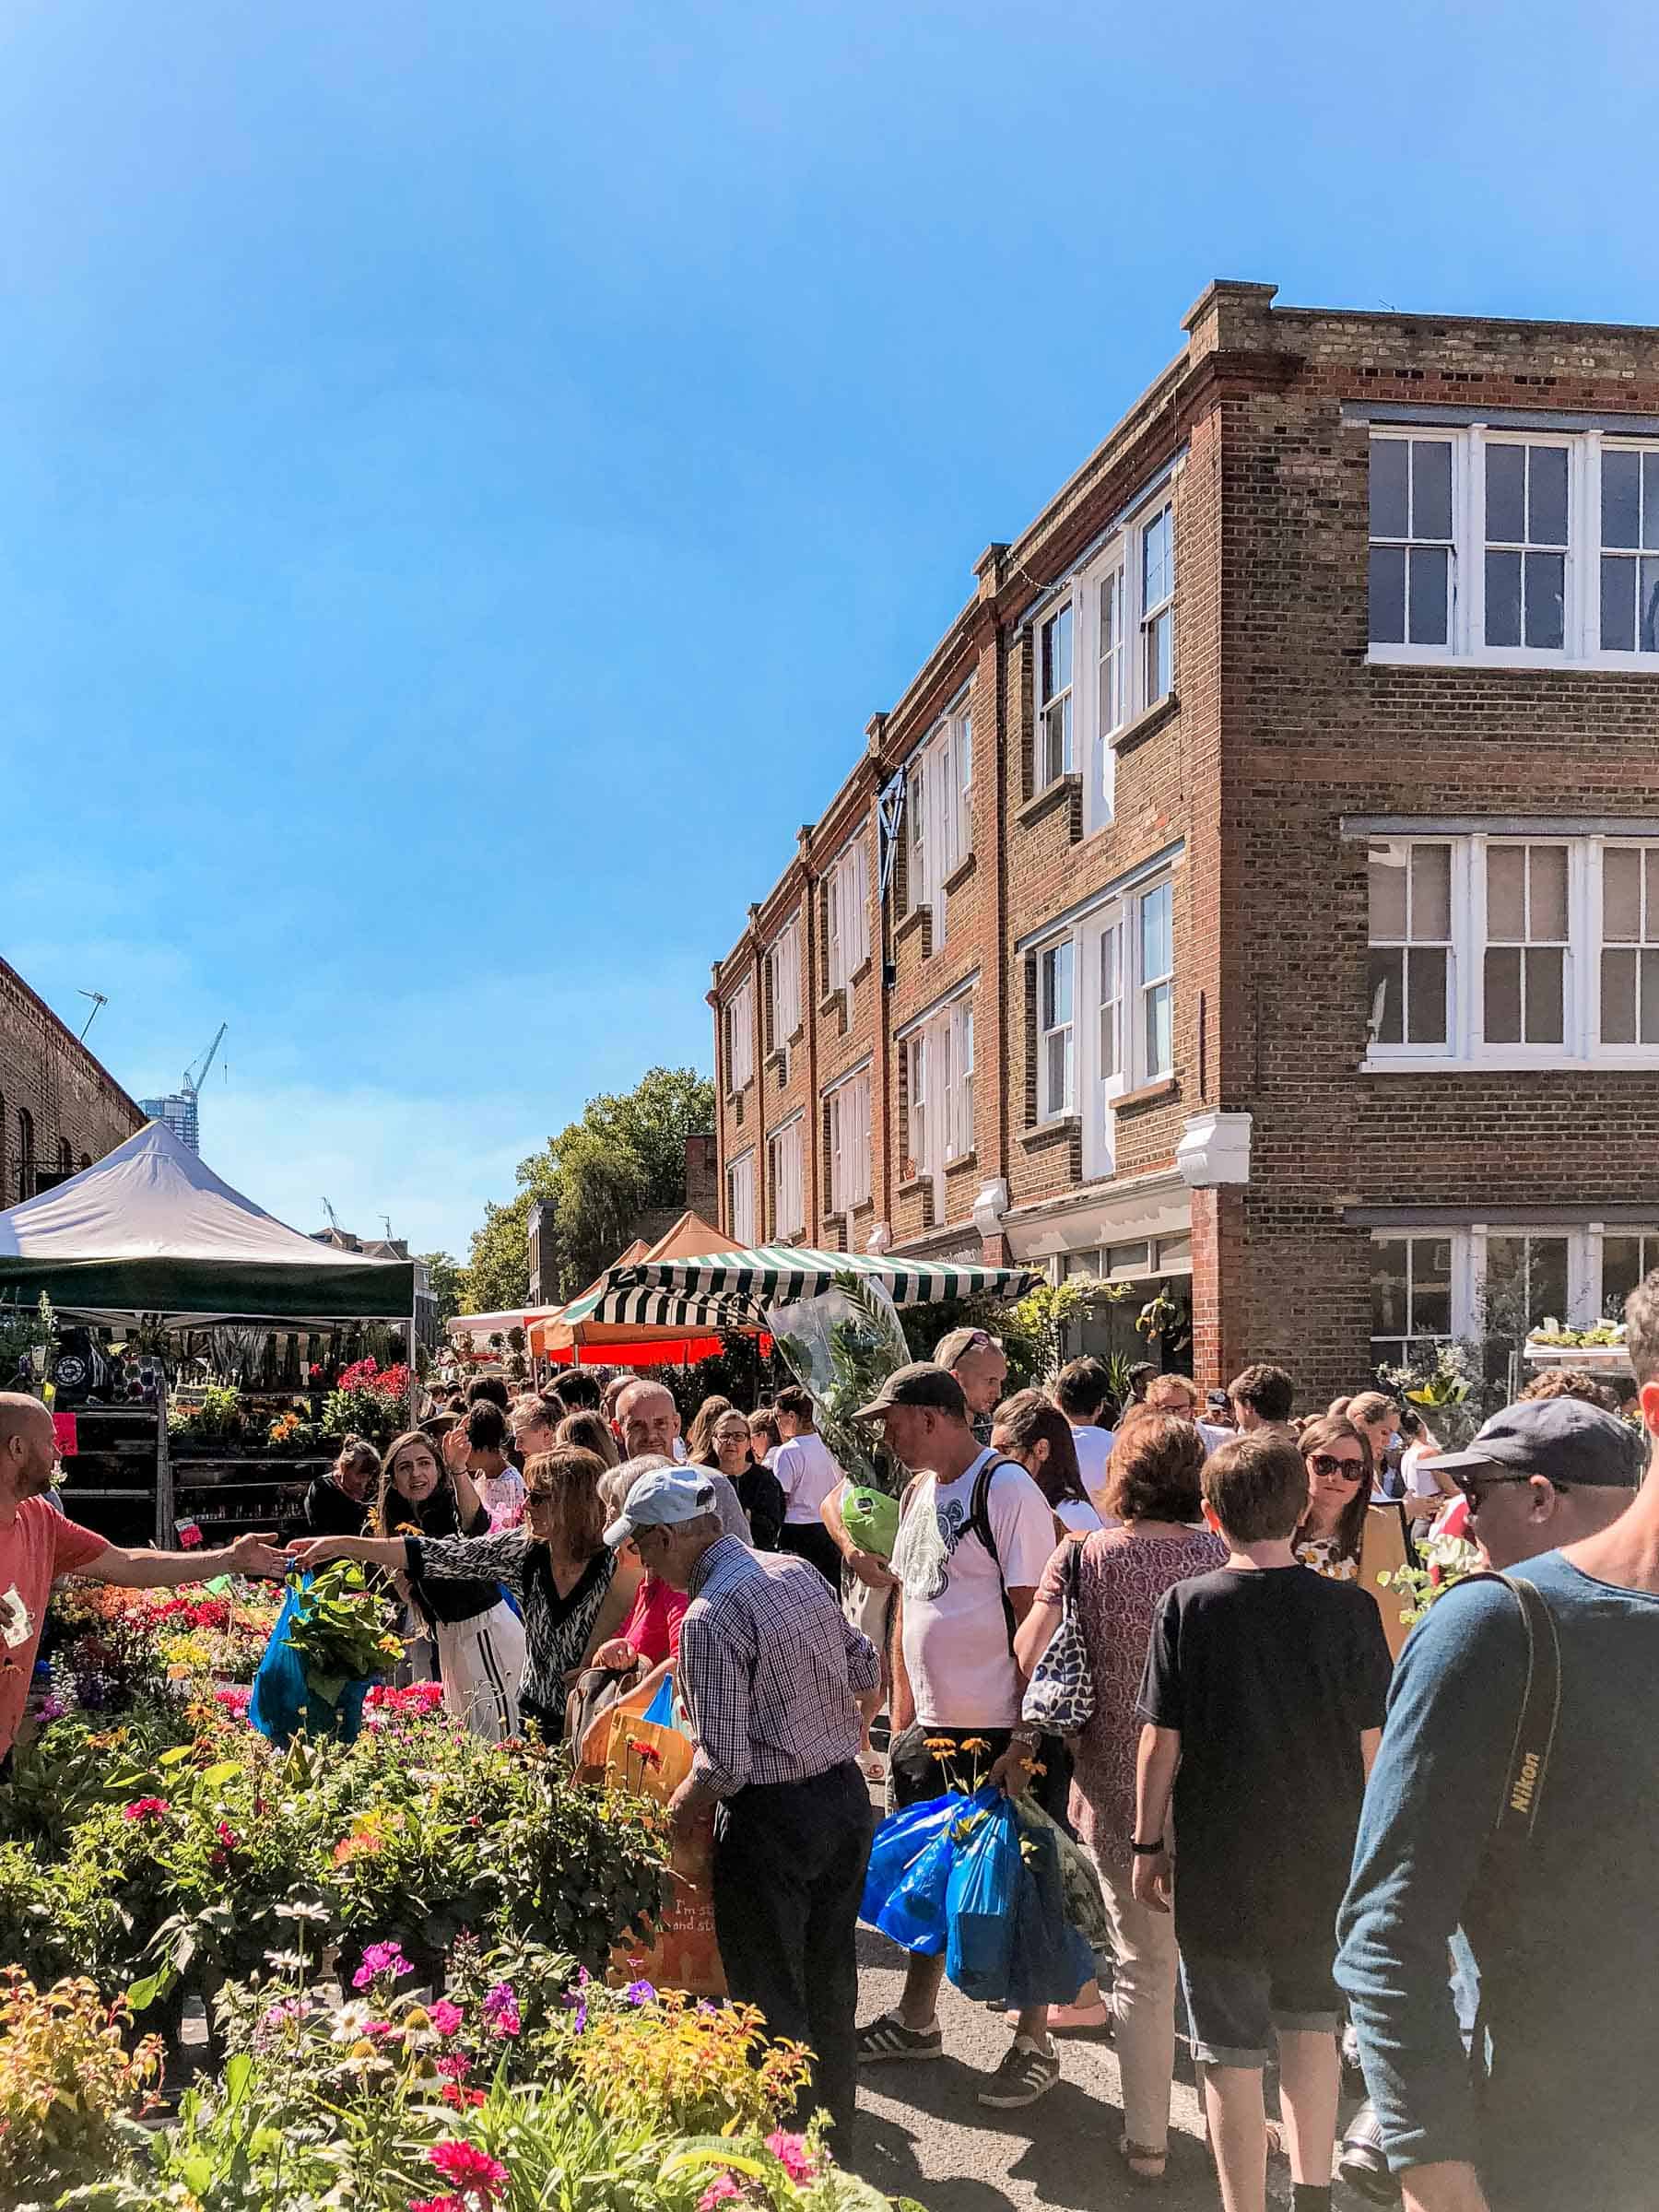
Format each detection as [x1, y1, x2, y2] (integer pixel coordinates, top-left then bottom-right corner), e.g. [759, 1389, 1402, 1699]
[0, 1393, 287, 1772]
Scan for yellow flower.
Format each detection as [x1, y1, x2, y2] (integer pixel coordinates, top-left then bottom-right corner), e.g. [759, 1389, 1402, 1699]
[958, 1736, 992, 1755]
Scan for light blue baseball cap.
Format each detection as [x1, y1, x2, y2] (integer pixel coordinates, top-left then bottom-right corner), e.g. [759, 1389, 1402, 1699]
[602, 1467, 717, 1547]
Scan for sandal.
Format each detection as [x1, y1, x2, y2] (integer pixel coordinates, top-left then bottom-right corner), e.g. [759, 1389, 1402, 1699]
[1116, 2135, 1167, 2185]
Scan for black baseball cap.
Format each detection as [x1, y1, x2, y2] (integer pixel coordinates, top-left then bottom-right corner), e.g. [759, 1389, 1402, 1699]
[1421, 1396, 1647, 1489]
[853, 1361, 969, 1423]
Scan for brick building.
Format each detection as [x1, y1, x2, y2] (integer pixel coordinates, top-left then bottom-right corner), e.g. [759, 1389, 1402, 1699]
[0, 957, 145, 1204]
[709, 280, 1659, 1404]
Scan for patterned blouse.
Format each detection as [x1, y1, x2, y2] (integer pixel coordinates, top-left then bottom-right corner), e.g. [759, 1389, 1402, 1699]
[405, 1529, 617, 1727]
[1036, 1524, 1228, 1874]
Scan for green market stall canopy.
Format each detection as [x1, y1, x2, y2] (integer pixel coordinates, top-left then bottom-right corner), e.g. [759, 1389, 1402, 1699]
[0, 1120, 415, 1324]
[559, 1241, 1037, 1334]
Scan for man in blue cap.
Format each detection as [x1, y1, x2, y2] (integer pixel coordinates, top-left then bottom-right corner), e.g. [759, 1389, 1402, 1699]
[1336, 1384, 1654, 2211]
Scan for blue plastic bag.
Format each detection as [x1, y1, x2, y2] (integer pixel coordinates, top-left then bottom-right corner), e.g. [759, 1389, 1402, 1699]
[861, 1788, 972, 1932]
[249, 1577, 373, 1748]
[643, 1672, 678, 1728]
[945, 1798, 1022, 2000]
[1005, 1818, 1094, 2009]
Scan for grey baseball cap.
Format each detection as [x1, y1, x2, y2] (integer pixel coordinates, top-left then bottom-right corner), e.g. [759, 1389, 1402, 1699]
[602, 1468, 718, 1547]
[853, 1360, 968, 1423]
[1421, 1396, 1647, 1489]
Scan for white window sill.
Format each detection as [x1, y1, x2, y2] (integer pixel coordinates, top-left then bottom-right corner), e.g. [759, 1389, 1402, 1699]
[1367, 646, 1659, 675]
[1360, 1051, 1659, 1074]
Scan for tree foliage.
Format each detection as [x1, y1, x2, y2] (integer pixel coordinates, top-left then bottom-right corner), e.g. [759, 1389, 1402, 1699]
[417, 1251, 465, 1327]
[459, 1066, 715, 1317]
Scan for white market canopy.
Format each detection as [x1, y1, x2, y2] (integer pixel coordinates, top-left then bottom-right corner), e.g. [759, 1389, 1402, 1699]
[560, 1241, 1036, 1333]
[0, 1120, 415, 1324]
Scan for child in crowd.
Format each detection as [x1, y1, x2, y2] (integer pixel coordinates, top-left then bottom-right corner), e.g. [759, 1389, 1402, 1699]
[1133, 1431, 1392, 2212]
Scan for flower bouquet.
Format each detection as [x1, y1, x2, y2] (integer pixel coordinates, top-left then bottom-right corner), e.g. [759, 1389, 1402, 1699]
[766, 1271, 907, 1497]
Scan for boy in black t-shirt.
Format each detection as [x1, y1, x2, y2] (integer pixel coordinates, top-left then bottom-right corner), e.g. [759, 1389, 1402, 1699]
[1134, 1431, 1392, 2212]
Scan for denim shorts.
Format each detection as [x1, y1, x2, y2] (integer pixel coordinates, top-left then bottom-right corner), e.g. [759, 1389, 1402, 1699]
[1179, 1948, 1339, 2067]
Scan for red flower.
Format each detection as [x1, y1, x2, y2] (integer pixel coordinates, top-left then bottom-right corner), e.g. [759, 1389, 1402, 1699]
[440, 2083, 487, 2110]
[122, 1797, 171, 1823]
[429, 2141, 509, 2195]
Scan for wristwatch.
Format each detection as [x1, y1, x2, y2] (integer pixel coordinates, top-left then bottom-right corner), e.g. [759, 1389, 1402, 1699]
[1131, 1837, 1166, 1855]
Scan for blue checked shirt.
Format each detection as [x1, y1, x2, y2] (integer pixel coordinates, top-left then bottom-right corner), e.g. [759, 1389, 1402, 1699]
[677, 1536, 880, 1797]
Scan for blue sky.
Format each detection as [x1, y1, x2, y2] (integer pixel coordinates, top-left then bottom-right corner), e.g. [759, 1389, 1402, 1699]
[3, 0, 1650, 1260]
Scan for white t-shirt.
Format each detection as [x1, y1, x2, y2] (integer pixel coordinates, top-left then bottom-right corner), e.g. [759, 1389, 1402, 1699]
[1402, 1441, 1447, 1502]
[1068, 1423, 1116, 1511]
[771, 1430, 844, 1525]
[1197, 1420, 1234, 1456]
[893, 1448, 1057, 1729]
[1054, 1495, 1103, 1535]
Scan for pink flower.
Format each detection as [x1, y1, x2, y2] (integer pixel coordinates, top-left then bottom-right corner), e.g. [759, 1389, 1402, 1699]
[481, 1981, 520, 2038]
[765, 2132, 817, 2183]
[409, 2197, 465, 2212]
[429, 1998, 464, 2037]
[428, 2141, 509, 2195]
[122, 1797, 171, 1822]
[699, 2178, 744, 2210]
[436, 2053, 472, 2081]
[353, 1940, 415, 1989]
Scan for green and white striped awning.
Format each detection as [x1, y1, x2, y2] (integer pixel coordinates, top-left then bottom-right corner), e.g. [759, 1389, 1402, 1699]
[558, 1243, 1035, 1331]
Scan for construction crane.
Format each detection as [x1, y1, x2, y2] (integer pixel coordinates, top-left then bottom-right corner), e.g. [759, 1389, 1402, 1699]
[183, 1024, 228, 1111]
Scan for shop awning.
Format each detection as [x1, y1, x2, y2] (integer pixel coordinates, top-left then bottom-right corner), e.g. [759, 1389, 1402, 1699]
[561, 1241, 1035, 1332]
[528, 1213, 745, 1364]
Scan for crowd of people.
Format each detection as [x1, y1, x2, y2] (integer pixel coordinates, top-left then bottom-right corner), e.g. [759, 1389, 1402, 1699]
[4, 1303, 1658, 2209]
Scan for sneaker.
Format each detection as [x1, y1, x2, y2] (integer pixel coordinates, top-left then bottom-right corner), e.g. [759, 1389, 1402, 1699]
[976, 2036, 1061, 2108]
[855, 2012, 943, 2064]
[1336, 2101, 1400, 2205]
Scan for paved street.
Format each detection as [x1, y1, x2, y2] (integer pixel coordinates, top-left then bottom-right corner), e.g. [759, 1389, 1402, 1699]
[849, 1926, 1371, 2212]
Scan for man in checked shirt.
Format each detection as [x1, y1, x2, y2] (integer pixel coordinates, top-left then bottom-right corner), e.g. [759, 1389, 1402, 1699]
[604, 1465, 879, 2152]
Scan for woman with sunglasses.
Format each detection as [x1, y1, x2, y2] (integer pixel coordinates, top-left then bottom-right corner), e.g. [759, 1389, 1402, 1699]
[358, 1427, 527, 1741]
[1293, 1416, 1374, 1582]
[698, 1407, 785, 1550]
[291, 1441, 641, 1744]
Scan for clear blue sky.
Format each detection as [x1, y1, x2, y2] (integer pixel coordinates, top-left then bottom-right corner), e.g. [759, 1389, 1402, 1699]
[4, 0, 1649, 1261]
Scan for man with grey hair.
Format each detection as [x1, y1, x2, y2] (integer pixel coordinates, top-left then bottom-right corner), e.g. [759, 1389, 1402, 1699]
[0, 1392, 287, 1774]
[615, 1379, 749, 1541]
[606, 1466, 878, 2154]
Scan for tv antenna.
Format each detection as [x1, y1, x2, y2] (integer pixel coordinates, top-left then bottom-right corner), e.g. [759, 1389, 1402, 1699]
[77, 990, 108, 1041]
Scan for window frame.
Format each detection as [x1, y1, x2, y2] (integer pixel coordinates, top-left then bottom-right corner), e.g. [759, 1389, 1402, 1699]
[1367, 423, 1659, 672]
[1073, 473, 1181, 838]
[1138, 879, 1175, 1081]
[724, 979, 755, 1094]
[725, 1147, 756, 1247]
[826, 1067, 872, 1216]
[904, 701, 972, 945]
[1039, 940, 1075, 1123]
[903, 991, 976, 1220]
[1138, 500, 1175, 707]
[827, 833, 871, 999]
[767, 916, 802, 1059]
[1036, 603, 1075, 790]
[768, 1116, 806, 1243]
[1598, 442, 1659, 655]
[1369, 1230, 1457, 1371]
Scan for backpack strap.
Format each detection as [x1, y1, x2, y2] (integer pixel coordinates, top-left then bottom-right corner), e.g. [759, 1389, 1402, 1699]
[967, 1454, 1027, 1652]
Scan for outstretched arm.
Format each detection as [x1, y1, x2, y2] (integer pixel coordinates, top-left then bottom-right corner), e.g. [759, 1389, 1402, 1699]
[89, 1530, 289, 1587]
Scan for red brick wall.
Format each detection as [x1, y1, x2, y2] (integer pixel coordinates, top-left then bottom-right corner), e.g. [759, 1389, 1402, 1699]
[0, 959, 144, 1204]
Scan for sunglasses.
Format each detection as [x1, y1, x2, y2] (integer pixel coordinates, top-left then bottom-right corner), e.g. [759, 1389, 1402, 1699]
[1308, 1453, 1366, 1481]
[1454, 1470, 1561, 1512]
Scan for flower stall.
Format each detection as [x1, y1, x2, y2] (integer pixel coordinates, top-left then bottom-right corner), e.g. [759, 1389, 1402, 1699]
[0, 1121, 416, 1546]
[0, 1574, 918, 2212]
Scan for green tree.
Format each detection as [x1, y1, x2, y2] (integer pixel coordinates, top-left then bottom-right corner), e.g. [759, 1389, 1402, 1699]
[459, 1065, 714, 1313]
[417, 1251, 465, 1327]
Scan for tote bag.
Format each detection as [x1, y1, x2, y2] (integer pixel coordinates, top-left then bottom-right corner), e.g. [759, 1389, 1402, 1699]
[1021, 1538, 1096, 1735]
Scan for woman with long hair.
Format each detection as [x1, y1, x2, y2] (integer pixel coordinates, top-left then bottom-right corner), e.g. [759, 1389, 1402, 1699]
[293, 1441, 640, 1745]
[747, 1406, 782, 1464]
[697, 1405, 784, 1549]
[363, 1428, 526, 1742]
[1013, 1414, 1229, 2183]
[685, 1394, 735, 1468]
[991, 1389, 1102, 1533]
[557, 1407, 620, 1468]
[1292, 1415, 1374, 1580]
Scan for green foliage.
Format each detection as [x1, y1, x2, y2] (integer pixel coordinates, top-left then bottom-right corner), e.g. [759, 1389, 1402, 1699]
[1379, 1529, 1485, 1629]
[278, 1562, 404, 1706]
[0, 1968, 162, 2205]
[167, 1384, 246, 1448]
[0, 1294, 55, 1385]
[418, 1249, 465, 1327]
[773, 1276, 908, 1495]
[461, 1065, 716, 1314]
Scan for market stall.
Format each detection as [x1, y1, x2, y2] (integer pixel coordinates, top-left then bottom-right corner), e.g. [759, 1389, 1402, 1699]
[0, 1120, 415, 1543]
[528, 1211, 748, 1369]
[562, 1238, 1036, 1332]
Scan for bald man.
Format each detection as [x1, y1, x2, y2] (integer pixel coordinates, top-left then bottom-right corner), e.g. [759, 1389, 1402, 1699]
[615, 1380, 751, 1543]
[0, 1393, 287, 1773]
